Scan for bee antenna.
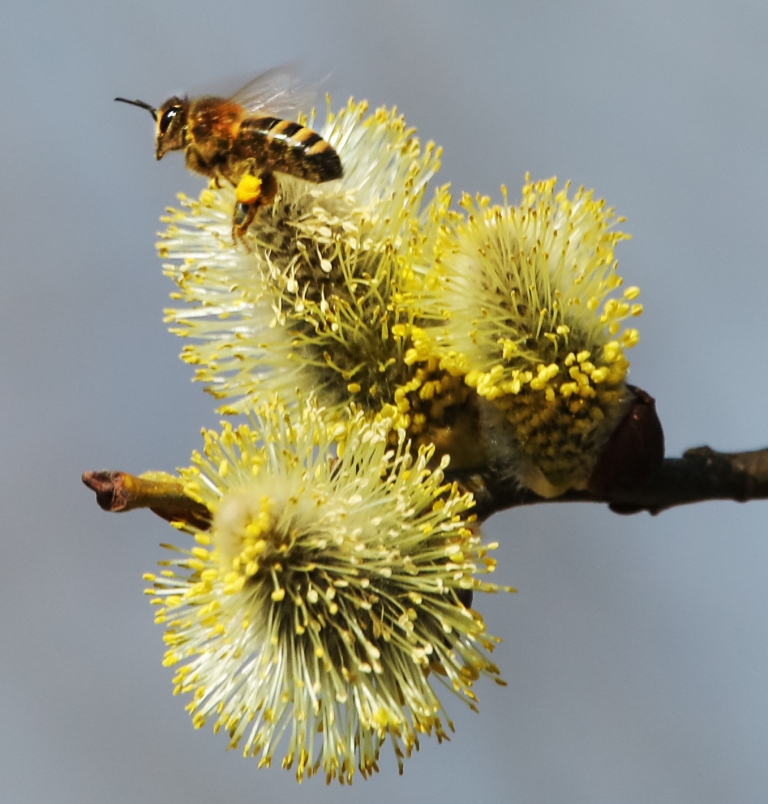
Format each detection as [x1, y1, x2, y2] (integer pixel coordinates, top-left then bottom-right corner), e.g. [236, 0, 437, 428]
[114, 97, 158, 121]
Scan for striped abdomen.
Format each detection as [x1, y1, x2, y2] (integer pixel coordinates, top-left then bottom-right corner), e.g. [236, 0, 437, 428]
[234, 116, 343, 183]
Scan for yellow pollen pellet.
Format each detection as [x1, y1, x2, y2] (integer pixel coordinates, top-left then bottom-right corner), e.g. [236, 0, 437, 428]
[235, 173, 262, 205]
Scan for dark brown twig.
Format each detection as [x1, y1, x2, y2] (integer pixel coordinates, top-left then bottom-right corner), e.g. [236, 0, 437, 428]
[83, 444, 768, 529]
[449, 445, 768, 520]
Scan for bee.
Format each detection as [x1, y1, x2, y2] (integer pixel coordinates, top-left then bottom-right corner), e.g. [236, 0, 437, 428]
[115, 66, 343, 240]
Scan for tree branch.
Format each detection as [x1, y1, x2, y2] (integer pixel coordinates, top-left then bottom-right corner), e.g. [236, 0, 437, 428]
[83, 443, 768, 530]
[449, 445, 768, 520]
[81, 471, 211, 530]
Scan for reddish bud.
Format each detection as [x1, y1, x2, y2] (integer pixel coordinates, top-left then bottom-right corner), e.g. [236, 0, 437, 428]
[588, 385, 665, 498]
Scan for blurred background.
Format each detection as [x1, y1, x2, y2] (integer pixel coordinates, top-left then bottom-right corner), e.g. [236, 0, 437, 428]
[2, 1, 768, 802]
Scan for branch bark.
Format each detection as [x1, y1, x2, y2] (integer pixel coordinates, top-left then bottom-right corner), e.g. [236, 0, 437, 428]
[82, 471, 211, 530]
[83, 444, 768, 529]
[449, 445, 768, 520]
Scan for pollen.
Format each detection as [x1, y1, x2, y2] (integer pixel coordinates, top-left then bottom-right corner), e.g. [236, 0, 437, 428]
[436, 176, 640, 497]
[159, 99, 476, 456]
[146, 400, 511, 782]
[234, 173, 263, 205]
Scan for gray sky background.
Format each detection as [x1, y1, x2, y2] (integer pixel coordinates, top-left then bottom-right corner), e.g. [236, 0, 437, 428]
[2, 1, 768, 802]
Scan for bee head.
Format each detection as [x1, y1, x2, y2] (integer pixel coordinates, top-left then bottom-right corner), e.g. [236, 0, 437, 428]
[154, 96, 190, 159]
[115, 95, 189, 159]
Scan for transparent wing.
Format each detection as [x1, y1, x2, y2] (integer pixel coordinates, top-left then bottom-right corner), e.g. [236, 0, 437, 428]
[230, 62, 318, 120]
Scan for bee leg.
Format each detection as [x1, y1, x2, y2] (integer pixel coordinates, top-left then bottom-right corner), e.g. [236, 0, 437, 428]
[232, 201, 258, 241]
[232, 172, 278, 241]
[257, 172, 278, 205]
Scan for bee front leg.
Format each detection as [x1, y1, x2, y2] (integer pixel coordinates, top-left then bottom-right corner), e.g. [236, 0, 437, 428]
[232, 172, 278, 242]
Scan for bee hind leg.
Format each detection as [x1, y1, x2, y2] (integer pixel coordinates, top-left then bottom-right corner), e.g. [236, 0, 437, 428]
[232, 172, 278, 242]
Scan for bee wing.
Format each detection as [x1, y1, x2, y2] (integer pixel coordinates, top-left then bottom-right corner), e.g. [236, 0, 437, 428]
[230, 62, 318, 120]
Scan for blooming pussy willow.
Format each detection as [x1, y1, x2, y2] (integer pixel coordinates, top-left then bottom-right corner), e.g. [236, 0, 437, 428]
[437, 177, 642, 498]
[144, 401, 509, 783]
[159, 100, 466, 443]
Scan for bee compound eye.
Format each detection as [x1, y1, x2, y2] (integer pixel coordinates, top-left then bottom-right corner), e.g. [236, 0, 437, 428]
[159, 107, 179, 134]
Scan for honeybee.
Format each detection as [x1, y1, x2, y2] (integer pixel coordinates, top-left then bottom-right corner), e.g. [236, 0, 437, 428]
[115, 66, 343, 239]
